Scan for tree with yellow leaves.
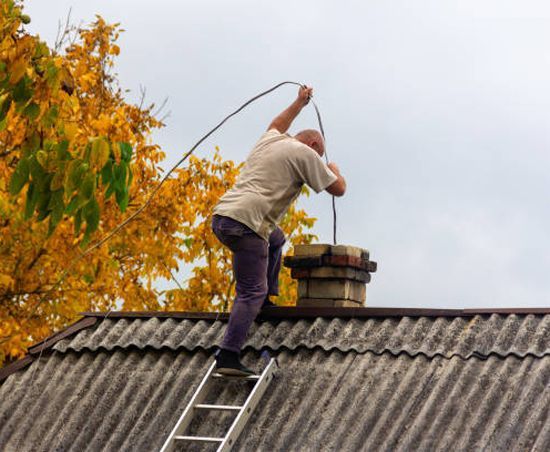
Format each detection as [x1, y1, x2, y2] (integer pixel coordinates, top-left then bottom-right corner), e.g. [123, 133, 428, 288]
[0, 1, 317, 365]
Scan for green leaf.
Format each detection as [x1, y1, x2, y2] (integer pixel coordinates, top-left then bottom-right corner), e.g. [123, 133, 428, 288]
[42, 104, 58, 127]
[101, 159, 113, 185]
[105, 182, 115, 199]
[9, 157, 29, 195]
[79, 172, 95, 200]
[28, 156, 50, 197]
[40, 174, 52, 194]
[83, 197, 100, 234]
[113, 162, 127, 190]
[24, 181, 39, 219]
[81, 229, 91, 248]
[65, 195, 80, 214]
[34, 41, 49, 58]
[23, 102, 40, 120]
[0, 94, 11, 121]
[74, 208, 83, 235]
[83, 142, 91, 161]
[47, 190, 64, 235]
[119, 142, 132, 162]
[12, 77, 33, 104]
[22, 133, 40, 157]
[56, 140, 70, 160]
[36, 191, 51, 221]
[66, 160, 85, 193]
[115, 186, 129, 212]
[127, 166, 133, 187]
[45, 61, 59, 87]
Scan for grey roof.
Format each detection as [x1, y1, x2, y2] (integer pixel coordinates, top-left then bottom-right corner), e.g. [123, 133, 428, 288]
[1, 309, 549, 451]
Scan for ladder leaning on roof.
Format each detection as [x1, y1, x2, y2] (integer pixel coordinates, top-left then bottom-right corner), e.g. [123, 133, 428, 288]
[159, 358, 277, 452]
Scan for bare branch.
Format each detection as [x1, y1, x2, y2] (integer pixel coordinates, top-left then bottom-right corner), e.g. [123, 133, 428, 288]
[54, 8, 73, 53]
[152, 96, 169, 117]
[160, 260, 184, 291]
[138, 84, 146, 110]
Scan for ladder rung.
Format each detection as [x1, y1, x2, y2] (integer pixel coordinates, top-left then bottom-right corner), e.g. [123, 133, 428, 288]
[174, 435, 224, 442]
[195, 403, 243, 411]
[212, 373, 260, 381]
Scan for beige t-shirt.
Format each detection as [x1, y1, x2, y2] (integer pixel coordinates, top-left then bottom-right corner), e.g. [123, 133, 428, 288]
[213, 129, 338, 241]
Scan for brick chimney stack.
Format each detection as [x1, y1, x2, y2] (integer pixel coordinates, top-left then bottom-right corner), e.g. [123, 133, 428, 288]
[283, 244, 377, 307]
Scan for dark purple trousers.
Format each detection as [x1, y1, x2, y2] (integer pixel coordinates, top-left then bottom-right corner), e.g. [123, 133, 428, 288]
[212, 214, 285, 353]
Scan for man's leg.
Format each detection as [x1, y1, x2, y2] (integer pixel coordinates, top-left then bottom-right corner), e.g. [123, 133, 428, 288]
[266, 227, 286, 298]
[218, 227, 269, 353]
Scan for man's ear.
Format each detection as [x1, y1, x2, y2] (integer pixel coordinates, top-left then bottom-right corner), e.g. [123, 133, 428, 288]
[310, 141, 323, 156]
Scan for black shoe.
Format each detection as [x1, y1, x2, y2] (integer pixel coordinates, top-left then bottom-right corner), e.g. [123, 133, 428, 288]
[215, 349, 255, 377]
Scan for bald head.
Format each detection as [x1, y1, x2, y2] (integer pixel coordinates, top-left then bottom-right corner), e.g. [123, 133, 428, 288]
[294, 129, 325, 157]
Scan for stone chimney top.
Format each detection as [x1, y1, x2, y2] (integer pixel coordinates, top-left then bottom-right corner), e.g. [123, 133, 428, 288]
[283, 244, 377, 308]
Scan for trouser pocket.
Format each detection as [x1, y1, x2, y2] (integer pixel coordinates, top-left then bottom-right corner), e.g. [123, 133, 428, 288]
[212, 215, 250, 249]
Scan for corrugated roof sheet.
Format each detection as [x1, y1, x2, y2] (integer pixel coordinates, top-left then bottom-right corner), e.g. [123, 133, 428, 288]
[53, 314, 550, 359]
[1, 312, 549, 451]
[1, 348, 549, 451]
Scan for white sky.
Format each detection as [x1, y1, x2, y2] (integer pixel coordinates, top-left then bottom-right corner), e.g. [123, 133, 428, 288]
[25, 0, 550, 308]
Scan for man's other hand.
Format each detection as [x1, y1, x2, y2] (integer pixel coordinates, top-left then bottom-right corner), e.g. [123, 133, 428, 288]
[327, 162, 340, 175]
[326, 162, 346, 197]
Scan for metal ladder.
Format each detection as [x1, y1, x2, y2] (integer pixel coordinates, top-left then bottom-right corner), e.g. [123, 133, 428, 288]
[159, 358, 277, 452]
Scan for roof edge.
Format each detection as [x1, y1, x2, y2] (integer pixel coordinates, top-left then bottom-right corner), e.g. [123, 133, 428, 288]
[0, 316, 97, 384]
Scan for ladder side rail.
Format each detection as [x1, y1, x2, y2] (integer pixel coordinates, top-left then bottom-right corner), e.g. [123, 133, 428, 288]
[159, 360, 217, 452]
[217, 359, 277, 452]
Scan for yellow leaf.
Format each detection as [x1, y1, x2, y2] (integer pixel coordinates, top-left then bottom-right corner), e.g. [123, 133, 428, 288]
[64, 122, 78, 141]
[0, 274, 15, 289]
[9, 59, 27, 85]
[111, 141, 121, 162]
[36, 150, 48, 168]
[90, 138, 110, 170]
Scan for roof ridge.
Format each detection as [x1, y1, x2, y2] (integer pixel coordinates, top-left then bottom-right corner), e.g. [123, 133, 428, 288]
[79, 307, 550, 319]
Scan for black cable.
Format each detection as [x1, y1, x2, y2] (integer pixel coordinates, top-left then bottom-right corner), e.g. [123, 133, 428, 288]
[28, 81, 337, 314]
[311, 98, 337, 245]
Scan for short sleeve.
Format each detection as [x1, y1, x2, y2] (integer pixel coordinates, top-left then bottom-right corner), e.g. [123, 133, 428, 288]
[253, 128, 289, 149]
[264, 128, 281, 138]
[295, 147, 338, 193]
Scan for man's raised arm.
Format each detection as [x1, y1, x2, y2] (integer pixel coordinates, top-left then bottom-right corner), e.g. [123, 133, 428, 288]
[268, 85, 313, 133]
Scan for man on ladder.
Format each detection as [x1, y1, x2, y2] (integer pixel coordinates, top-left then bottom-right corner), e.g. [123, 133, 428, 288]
[212, 85, 347, 376]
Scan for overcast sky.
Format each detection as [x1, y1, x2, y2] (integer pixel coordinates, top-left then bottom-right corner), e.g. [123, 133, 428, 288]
[25, 0, 550, 308]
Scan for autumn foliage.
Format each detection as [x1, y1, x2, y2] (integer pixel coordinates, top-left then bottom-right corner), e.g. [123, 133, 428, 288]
[0, 1, 317, 364]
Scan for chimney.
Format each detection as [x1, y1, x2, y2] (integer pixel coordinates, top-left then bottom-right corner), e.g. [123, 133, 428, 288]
[283, 244, 377, 307]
